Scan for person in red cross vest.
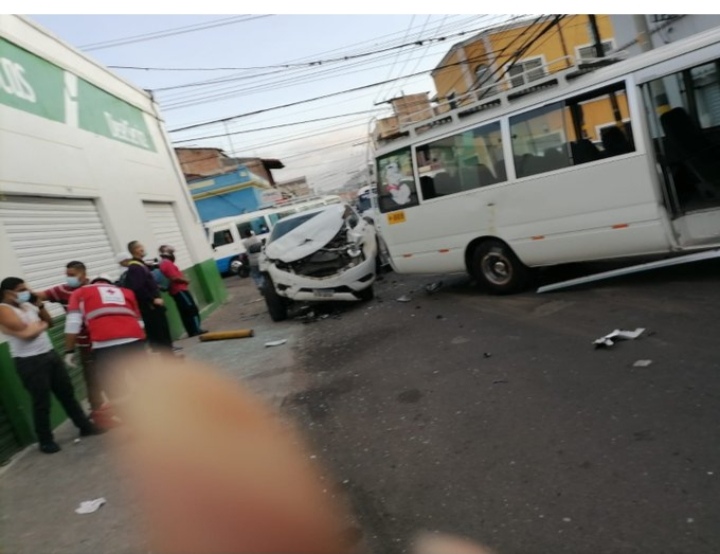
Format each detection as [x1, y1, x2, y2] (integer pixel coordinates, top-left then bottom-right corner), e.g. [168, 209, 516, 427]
[35, 260, 108, 422]
[65, 275, 147, 411]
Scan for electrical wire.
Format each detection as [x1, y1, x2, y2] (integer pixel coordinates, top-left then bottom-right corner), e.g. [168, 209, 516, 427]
[80, 15, 273, 52]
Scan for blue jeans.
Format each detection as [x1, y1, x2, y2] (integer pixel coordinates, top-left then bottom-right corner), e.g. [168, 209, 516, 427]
[250, 267, 265, 289]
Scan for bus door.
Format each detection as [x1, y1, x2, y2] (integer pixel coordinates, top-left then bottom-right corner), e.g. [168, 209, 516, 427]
[640, 58, 720, 247]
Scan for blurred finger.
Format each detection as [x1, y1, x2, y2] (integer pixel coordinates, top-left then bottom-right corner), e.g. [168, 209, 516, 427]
[109, 353, 351, 554]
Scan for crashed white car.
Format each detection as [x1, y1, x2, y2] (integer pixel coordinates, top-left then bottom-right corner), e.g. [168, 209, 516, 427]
[259, 203, 377, 321]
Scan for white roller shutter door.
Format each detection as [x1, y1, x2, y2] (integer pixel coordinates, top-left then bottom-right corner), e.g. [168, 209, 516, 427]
[0, 196, 117, 315]
[143, 202, 192, 269]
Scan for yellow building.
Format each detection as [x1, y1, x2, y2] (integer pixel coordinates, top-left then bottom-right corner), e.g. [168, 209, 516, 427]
[432, 15, 616, 114]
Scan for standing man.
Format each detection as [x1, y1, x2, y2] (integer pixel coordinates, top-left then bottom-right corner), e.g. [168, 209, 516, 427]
[36, 261, 108, 425]
[241, 229, 264, 289]
[157, 245, 208, 338]
[123, 241, 175, 353]
[0, 277, 102, 454]
[65, 275, 146, 402]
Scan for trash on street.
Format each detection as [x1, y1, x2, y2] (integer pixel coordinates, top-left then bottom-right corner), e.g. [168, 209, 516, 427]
[425, 281, 443, 294]
[633, 359, 653, 367]
[265, 339, 288, 347]
[75, 498, 106, 515]
[396, 295, 411, 303]
[594, 328, 646, 348]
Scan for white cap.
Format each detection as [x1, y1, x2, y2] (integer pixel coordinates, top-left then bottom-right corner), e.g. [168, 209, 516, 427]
[92, 274, 114, 284]
[116, 252, 130, 263]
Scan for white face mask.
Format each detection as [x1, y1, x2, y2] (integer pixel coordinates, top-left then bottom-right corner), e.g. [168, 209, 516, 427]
[16, 291, 31, 304]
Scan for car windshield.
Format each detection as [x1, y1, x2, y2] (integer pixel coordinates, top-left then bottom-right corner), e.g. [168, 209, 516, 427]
[268, 211, 322, 243]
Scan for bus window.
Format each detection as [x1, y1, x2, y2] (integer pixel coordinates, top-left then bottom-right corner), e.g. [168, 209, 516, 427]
[377, 148, 418, 213]
[213, 229, 233, 246]
[416, 121, 505, 200]
[510, 82, 635, 178]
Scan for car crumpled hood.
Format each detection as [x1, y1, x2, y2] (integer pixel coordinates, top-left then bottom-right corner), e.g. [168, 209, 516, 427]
[265, 204, 348, 264]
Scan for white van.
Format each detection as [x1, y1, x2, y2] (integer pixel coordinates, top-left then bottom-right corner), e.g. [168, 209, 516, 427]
[204, 209, 278, 275]
[204, 196, 344, 276]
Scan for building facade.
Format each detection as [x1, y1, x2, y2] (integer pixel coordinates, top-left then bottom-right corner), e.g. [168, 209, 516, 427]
[432, 15, 616, 111]
[0, 15, 227, 463]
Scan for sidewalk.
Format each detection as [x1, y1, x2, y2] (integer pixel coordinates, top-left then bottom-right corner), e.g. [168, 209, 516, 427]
[0, 277, 304, 554]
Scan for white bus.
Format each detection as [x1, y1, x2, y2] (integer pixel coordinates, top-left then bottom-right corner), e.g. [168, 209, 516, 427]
[372, 27, 720, 293]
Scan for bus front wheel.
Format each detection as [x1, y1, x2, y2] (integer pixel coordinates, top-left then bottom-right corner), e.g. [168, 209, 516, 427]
[471, 239, 529, 294]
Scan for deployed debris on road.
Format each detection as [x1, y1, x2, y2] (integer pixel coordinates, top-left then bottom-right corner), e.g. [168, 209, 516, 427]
[537, 249, 720, 293]
[633, 359, 653, 367]
[75, 498, 106, 515]
[265, 339, 288, 347]
[593, 328, 645, 348]
[396, 295, 411, 302]
[199, 329, 254, 341]
[425, 281, 443, 294]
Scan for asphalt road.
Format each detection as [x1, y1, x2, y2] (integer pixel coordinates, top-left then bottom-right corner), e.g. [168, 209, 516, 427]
[283, 258, 720, 554]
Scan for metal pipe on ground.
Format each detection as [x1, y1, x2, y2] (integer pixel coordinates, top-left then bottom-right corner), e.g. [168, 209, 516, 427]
[199, 330, 255, 341]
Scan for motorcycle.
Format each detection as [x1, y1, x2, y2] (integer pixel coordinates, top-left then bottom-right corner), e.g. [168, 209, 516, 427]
[230, 252, 251, 278]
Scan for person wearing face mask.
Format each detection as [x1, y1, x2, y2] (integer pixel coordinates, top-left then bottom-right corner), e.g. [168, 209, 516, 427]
[123, 241, 176, 353]
[35, 261, 110, 426]
[157, 245, 208, 338]
[0, 277, 102, 454]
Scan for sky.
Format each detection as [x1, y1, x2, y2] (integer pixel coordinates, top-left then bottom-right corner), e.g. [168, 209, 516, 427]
[27, 13, 521, 191]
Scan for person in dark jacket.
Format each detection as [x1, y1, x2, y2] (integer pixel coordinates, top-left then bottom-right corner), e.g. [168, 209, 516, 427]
[123, 241, 175, 353]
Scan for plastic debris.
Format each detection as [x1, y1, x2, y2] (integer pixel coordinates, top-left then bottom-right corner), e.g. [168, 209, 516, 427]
[396, 295, 411, 303]
[265, 339, 288, 347]
[75, 498, 106, 514]
[425, 281, 443, 294]
[633, 359, 653, 368]
[593, 328, 645, 348]
[73, 438, 81, 444]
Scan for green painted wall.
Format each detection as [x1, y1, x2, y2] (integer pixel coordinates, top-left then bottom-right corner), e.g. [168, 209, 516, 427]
[0, 258, 226, 459]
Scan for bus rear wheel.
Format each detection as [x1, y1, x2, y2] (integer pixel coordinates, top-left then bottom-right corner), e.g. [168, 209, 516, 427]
[471, 239, 529, 294]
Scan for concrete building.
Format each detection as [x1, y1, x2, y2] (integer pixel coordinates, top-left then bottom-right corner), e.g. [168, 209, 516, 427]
[275, 176, 312, 198]
[0, 15, 227, 463]
[610, 15, 720, 57]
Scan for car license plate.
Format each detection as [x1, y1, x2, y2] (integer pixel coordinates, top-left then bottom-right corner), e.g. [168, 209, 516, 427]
[313, 289, 333, 298]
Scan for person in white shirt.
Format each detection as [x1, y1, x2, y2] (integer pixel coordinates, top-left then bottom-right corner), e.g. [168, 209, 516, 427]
[0, 277, 102, 454]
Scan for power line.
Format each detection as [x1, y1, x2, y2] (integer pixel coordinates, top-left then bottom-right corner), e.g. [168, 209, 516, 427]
[151, 19, 506, 93]
[167, 47, 512, 133]
[155, 16, 489, 109]
[80, 15, 273, 52]
[172, 109, 387, 143]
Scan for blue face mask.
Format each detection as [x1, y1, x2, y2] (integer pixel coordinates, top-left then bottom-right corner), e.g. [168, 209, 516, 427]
[16, 291, 31, 304]
[66, 276, 82, 288]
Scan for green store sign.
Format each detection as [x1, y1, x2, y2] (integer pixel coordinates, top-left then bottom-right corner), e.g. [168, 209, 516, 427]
[0, 37, 155, 151]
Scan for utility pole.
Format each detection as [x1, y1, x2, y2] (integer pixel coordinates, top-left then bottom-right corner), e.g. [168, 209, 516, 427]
[633, 14, 653, 52]
[588, 15, 605, 58]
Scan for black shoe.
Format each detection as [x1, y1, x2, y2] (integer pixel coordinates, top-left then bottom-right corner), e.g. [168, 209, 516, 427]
[199, 329, 209, 334]
[79, 424, 107, 437]
[39, 441, 61, 454]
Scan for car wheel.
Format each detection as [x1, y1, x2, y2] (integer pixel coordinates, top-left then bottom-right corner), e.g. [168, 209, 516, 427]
[356, 284, 375, 302]
[262, 277, 289, 321]
[470, 239, 529, 294]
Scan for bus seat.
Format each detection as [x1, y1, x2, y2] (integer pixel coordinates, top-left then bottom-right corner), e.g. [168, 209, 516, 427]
[494, 160, 507, 182]
[661, 107, 720, 199]
[434, 171, 461, 195]
[420, 175, 436, 200]
[544, 147, 569, 171]
[601, 126, 633, 156]
[476, 163, 498, 186]
[570, 139, 602, 165]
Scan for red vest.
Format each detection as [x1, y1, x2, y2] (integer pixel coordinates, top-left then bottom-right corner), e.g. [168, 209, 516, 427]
[67, 284, 145, 343]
